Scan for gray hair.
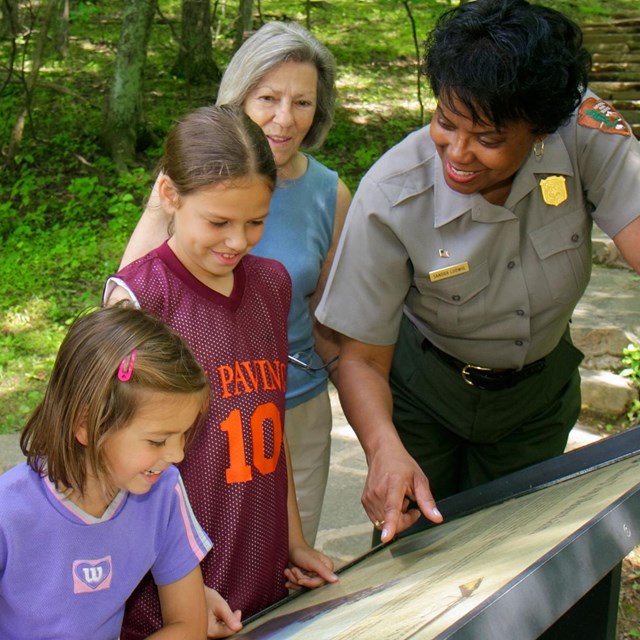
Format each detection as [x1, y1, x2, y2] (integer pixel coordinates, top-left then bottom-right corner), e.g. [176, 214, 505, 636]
[216, 21, 337, 149]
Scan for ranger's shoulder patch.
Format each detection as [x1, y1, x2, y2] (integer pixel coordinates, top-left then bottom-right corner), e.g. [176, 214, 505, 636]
[577, 97, 631, 136]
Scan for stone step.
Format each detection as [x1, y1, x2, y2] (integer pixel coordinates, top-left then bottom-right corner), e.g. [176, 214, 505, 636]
[591, 236, 632, 270]
[583, 34, 640, 47]
[579, 368, 637, 416]
[590, 81, 640, 96]
[592, 52, 640, 64]
[592, 62, 640, 74]
[586, 42, 640, 54]
[585, 29, 640, 36]
[608, 99, 640, 110]
[589, 71, 640, 82]
[584, 28, 640, 36]
[583, 19, 640, 33]
[585, 11, 640, 147]
[583, 18, 640, 30]
[619, 109, 640, 124]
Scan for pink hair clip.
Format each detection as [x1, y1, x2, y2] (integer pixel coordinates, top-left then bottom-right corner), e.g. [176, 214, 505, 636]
[117, 349, 137, 382]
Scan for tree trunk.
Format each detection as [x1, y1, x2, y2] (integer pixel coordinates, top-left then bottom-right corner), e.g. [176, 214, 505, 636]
[51, 0, 70, 58]
[173, 0, 220, 85]
[0, 0, 20, 39]
[101, 0, 157, 172]
[402, 0, 425, 127]
[234, 0, 253, 51]
[6, 0, 57, 166]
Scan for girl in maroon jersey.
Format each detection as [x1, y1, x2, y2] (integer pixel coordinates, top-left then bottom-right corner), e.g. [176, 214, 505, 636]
[105, 105, 337, 639]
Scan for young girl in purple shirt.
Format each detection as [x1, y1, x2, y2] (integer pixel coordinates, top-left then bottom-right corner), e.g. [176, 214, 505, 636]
[0, 305, 215, 639]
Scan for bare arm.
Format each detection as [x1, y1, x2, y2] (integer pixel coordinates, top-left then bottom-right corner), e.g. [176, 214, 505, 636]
[310, 178, 352, 386]
[119, 174, 171, 269]
[148, 566, 208, 639]
[613, 216, 640, 274]
[284, 433, 306, 551]
[283, 434, 338, 589]
[337, 336, 443, 542]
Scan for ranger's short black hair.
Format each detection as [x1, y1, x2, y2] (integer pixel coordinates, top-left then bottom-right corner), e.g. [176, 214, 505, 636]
[423, 0, 591, 134]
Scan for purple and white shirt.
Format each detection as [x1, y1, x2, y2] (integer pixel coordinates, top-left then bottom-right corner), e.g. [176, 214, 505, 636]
[0, 463, 211, 640]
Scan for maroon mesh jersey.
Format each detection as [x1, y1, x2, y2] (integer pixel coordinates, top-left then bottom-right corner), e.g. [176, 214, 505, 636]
[116, 243, 291, 638]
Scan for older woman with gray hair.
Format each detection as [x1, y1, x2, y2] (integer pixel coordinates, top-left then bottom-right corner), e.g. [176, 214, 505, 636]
[120, 21, 351, 548]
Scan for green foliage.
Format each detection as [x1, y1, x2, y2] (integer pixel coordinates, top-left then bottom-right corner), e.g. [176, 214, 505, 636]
[1, 0, 639, 437]
[72, 1, 103, 24]
[0, 300, 67, 433]
[621, 344, 640, 424]
[622, 343, 640, 385]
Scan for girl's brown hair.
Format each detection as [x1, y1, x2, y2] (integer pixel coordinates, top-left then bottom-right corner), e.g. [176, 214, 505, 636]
[159, 104, 277, 197]
[20, 304, 209, 494]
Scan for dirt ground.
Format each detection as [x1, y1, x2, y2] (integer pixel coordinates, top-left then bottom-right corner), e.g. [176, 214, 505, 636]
[619, 547, 640, 639]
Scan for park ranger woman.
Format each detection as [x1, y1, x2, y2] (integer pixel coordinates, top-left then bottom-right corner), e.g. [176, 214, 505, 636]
[316, 0, 640, 542]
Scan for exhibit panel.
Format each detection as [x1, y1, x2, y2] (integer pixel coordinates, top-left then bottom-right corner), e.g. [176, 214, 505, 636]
[238, 429, 640, 639]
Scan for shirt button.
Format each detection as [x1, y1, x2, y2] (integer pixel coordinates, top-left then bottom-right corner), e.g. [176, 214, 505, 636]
[452, 294, 461, 301]
[515, 339, 524, 346]
[571, 233, 580, 243]
[516, 309, 525, 316]
[507, 261, 516, 269]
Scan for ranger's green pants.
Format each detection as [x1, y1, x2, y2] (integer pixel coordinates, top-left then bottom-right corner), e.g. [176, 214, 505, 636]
[390, 316, 583, 501]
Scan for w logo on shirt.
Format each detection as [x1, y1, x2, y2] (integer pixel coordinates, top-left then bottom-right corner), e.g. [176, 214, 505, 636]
[72, 556, 113, 593]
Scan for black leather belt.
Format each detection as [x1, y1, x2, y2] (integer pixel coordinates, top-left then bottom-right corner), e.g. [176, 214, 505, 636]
[421, 338, 546, 391]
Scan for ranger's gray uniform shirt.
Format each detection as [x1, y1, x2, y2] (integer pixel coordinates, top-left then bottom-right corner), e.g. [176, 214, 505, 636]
[316, 93, 640, 370]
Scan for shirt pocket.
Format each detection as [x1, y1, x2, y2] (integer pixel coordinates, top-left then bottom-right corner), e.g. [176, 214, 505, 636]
[529, 208, 592, 304]
[414, 260, 490, 335]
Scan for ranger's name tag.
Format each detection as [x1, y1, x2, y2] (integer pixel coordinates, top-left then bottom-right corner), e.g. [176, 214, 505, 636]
[429, 261, 470, 282]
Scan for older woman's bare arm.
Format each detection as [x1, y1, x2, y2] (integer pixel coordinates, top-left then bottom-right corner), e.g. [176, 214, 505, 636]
[119, 174, 171, 269]
[311, 178, 351, 385]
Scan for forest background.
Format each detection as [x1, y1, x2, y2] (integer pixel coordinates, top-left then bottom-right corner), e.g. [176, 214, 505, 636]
[3, 0, 639, 433]
[1, 1, 640, 637]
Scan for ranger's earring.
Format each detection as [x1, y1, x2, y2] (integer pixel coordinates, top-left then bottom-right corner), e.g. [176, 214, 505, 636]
[533, 139, 545, 161]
